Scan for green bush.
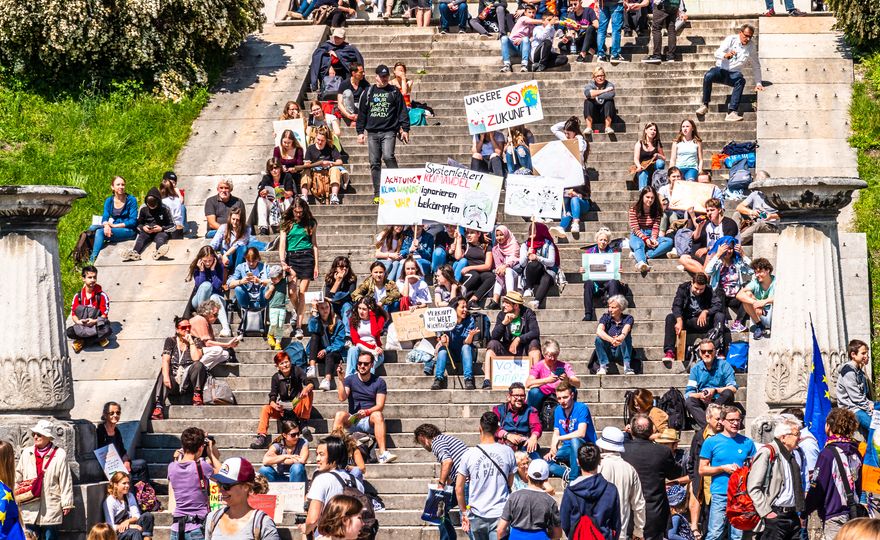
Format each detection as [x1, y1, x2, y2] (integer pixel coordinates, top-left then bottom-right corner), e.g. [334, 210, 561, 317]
[0, 0, 263, 98]
[827, 0, 880, 51]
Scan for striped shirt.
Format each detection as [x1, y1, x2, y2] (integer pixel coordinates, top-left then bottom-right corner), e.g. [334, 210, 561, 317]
[628, 207, 661, 241]
[431, 433, 469, 476]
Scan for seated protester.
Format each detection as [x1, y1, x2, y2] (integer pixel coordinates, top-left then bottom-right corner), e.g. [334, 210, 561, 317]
[307, 100, 342, 141]
[583, 66, 616, 134]
[493, 382, 543, 456]
[559, 442, 622, 540]
[514, 452, 556, 494]
[433, 264, 461, 307]
[696, 169, 724, 201]
[679, 197, 739, 275]
[307, 299, 348, 391]
[835, 339, 874, 433]
[328, 0, 358, 28]
[255, 158, 297, 235]
[258, 420, 309, 483]
[469, 0, 514, 35]
[530, 17, 570, 72]
[500, 5, 543, 73]
[396, 256, 432, 310]
[151, 317, 206, 419]
[399, 225, 435, 277]
[187, 245, 232, 336]
[391, 63, 432, 125]
[273, 129, 306, 192]
[204, 178, 246, 239]
[656, 166, 682, 205]
[430, 223, 458, 274]
[302, 126, 345, 205]
[632, 122, 665, 190]
[735, 183, 780, 246]
[329, 427, 368, 479]
[265, 264, 292, 351]
[323, 255, 358, 319]
[190, 299, 240, 370]
[546, 381, 597, 481]
[89, 175, 139, 263]
[97, 401, 135, 472]
[683, 338, 738, 431]
[308, 28, 364, 93]
[497, 459, 563, 540]
[249, 351, 313, 449]
[431, 296, 480, 390]
[488, 225, 521, 310]
[375, 225, 406, 281]
[471, 130, 506, 177]
[550, 117, 591, 235]
[210, 206, 252, 274]
[227, 247, 270, 314]
[67, 265, 112, 353]
[519, 220, 561, 312]
[579, 228, 625, 322]
[333, 351, 398, 464]
[560, 0, 599, 62]
[703, 236, 753, 332]
[669, 120, 704, 181]
[525, 339, 581, 409]
[736, 257, 775, 340]
[336, 62, 366, 127]
[626, 389, 669, 440]
[279, 100, 303, 120]
[352, 261, 402, 312]
[458, 228, 497, 309]
[345, 296, 387, 376]
[485, 291, 543, 377]
[159, 172, 186, 239]
[301, 436, 366, 539]
[594, 294, 635, 375]
[122, 187, 175, 262]
[629, 186, 674, 273]
[662, 273, 727, 362]
[505, 126, 536, 175]
[103, 471, 154, 540]
[438, 0, 470, 33]
[167, 427, 221, 538]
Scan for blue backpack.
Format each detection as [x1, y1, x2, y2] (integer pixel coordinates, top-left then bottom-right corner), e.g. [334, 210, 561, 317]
[283, 340, 307, 368]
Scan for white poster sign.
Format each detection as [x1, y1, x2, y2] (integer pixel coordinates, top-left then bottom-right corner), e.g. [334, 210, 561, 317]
[464, 80, 544, 135]
[267, 482, 306, 515]
[418, 163, 503, 233]
[530, 139, 585, 189]
[93, 444, 128, 481]
[490, 357, 530, 390]
[273, 119, 308, 148]
[377, 168, 424, 225]
[668, 181, 717, 213]
[504, 176, 564, 219]
[423, 307, 457, 332]
[582, 252, 621, 281]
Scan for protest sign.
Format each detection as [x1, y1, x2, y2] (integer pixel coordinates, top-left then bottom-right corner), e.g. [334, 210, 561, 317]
[273, 119, 308, 148]
[208, 480, 222, 512]
[304, 291, 324, 304]
[268, 482, 306, 515]
[530, 139, 585, 189]
[861, 408, 880, 497]
[424, 307, 456, 332]
[504, 176, 564, 219]
[489, 356, 530, 390]
[93, 444, 128, 481]
[581, 252, 621, 281]
[248, 494, 282, 522]
[464, 81, 543, 135]
[378, 168, 424, 225]
[418, 163, 502, 233]
[668, 181, 717, 212]
[391, 307, 436, 341]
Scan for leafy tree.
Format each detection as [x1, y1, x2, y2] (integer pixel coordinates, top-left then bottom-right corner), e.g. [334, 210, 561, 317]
[827, 0, 880, 51]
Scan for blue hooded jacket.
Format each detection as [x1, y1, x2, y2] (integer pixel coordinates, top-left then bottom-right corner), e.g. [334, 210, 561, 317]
[101, 194, 139, 229]
[560, 474, 621, 540]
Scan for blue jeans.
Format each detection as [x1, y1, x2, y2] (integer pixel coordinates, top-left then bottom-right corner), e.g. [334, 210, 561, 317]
[594, 334, 633, 369]
[453, 258, 468, 281]
[560, 196, 585, 230]
[346, 346, 384, 376]
[206, 229, 217, 239]
[380, 259, 401, 281]
[469, 514, 499, 540]
[501, 36, 531, 66]
[702, 66, 747, 113]
[235, 286, 268, 311]
[191, 282, 231, 332]
[432, 247, 448, 273]
[765, 0, 794, 10]
[435, 344, 475, 380]
[259, 464, 307, 483]
[89, 223, 137, 262]
[638, 159, 665, 190]
[171, 529, 206, 540]
[506, 145, 532, 173]
[597, 3, 624, 58]
[549, 438, 584, 480]
[527, 387, 548, 410]
[299, 0, 316, 16]
[707, 493, 743, 540]
[629, 229, 673, 263]
[679, 166, 699, 180]
[26, 526, 58, 540]
[438, 2, 469, 31]
[856, 409, 872, 432]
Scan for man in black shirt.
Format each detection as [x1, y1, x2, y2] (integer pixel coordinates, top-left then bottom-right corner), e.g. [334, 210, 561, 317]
[204, 178, 246, 238]
[302, 128, 345, 205]
[662, 272, 728, 360]
[337, 61, 366, 126]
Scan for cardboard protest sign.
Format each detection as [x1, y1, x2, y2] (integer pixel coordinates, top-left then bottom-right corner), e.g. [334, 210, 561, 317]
[208, 480, 222, 512]
[268, 482, 306, 515]
[530, 139, 585, 189]
[581, 252, 621, 281]
[668, 181, 717, 212]
[273, 119, 308, 148]
[377, 168, 424, 225]
[504, 176, 564, 219]
[418, 163, 502, 233]
[248, 494, 282, 522]
[93, 444, 128, 481]
[391, 307, 436, 341]
[424, 307, 456, 332]
[464, 80, 543, 135]
[489, 356, 530, 390]
[860, 409, 880, 498]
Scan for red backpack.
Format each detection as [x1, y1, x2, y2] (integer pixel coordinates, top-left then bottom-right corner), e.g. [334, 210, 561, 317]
[726, 444, 776, 531]
[571, 515, 606, 540]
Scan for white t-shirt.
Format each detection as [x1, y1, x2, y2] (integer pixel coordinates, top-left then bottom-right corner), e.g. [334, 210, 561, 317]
[374, 285, 387, 304]
[705, 221, 725, 251]
[307, 469, 365, 505]
[357, 320, 376, 346]
[457, 443, 516, 519]
[162, 195, 184, 227]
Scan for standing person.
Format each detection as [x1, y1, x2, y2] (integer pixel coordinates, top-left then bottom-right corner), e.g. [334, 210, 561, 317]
[699, 406, 756, 540]
[560, 442, 621, 540]
[497, 459, 562, 540]
[89, 175, 139, 263]
[414, 424, 469, 540]
[205, 458, 280, 539]
[301, 436, 367, 539]
[695, 24, 764, 123]
[102, 472, 154, 540]
[0, 440, 27, 540]
[593, 295, 635, 375]
[166, 427, 221, 540]
[279, 198, 319, 338]
[151, 318, 207, 419]
[456, 412, 517, 540]
[682, 338, 738, 430]
[66, 265, 112, 353]
[835, 339, 874, 433]
[123, 187, 175, 262]
[668, 120, 704, 180]
[16, 421, 74, 540]
[688, 403, 724, 540]
[583, 67, 616, 134]
[597, 427, 646, 540]
[595, 0, 625, 63]
[545, 382, 596, 481]
[356, 64, 410, 205]
[644, 0, 680, 63]
[629, 186, 673, 273]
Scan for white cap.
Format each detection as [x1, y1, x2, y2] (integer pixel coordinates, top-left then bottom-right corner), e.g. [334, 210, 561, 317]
[527, 459, 550, 481]
[30, 419, 55, 439]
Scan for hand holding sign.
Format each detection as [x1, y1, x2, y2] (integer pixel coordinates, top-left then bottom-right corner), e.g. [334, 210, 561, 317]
[423, 307, 457, 332]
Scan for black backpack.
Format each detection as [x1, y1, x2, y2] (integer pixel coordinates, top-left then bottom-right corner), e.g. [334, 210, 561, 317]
[71, 229, 96, 265]
[623, 390, 636, 426]
[331, 470, 380, 540]
[722, 141, 758, 156]
[657, 387, 689, 431]
[538, 393, 558, 432]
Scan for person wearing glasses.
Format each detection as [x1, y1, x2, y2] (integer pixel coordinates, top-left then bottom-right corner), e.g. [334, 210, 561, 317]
[683, 338, 738, 431]
[258, 420, 309, 483]
[96, 401, 133, 473]
[493, 382, 542, 458]
[698, 406, 755, 540]
[151, 317, 207, 420]
[167, 427, 221, 540]
[17, 420, 75, 540]
[206, 458, 280, 539]
[695, 23, 764, 123]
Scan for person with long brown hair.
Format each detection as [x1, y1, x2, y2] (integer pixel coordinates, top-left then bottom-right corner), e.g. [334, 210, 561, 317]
[374, 225, 406, 281]
[186, 245, 232, 336]
[322, 256, 357, 319]
[87, 524, 117, 540]
[209, 206, 251, 273]
[273, 129, 305, 180]
[633, 122, 666, 190]
[628, 186, 673, 273]
[670, 119, 704, 180]
[0, 440, 27, 539]
[307, 298, 348, 391]
[279, 101, 302, 120]
[88, 175, 139, 263]
[102, 472, 154, 539]
[279, 197, 319, 338]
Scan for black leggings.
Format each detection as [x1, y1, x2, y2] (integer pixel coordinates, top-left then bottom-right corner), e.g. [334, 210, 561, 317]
[154, 362, 208, 408]
[308, 342, 342, 377]
[584, 99, 616, 125]
[583, 279, 624, 320]
[523, 261, 553, 305]
[471, 155, 504, 177]
[721, 294, 747, 323]
[134, 231, 169, 254]
[462, 270, 495, 301]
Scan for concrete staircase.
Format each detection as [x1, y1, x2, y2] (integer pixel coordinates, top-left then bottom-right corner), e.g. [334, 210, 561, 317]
[143, 19, 758, 539]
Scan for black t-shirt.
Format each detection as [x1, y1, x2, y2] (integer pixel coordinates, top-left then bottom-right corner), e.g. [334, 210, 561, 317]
[258, 173, 296, 194]
[96, 424, 128, 460]
[305, 144, 342, 164]
[204, 194, 246, 225]
[339, 79, 366, 108]
[162, 336, 203, 375]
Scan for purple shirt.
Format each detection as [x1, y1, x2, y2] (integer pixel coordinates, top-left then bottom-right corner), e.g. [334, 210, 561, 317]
[168, 459, 213, 530]
[529, 360, 575, 396]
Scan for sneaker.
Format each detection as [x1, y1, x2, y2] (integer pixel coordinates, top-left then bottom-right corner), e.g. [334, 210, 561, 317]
[666, 248, 679, 259]
[788, 8, 806, 15]
[676, 264, 685, 272]
[250, 433, 270, 449]
[378, 451, 398, 464]
[431, 378, 445, 390]
[664, 350, 675, 360]
[597, 55, 608, 62]
[523, 288, 534, 298]
[528, 300, 540, 310]
[267, 334, 278, 349]
[576, 55, 587, 63]
[151, 406, 164, 420]
[500, 64, 512, 73]
[330, 194, 340, 205]
[725, 111, 744, 122]
[597, 365, 608, 375]
[664, 55, 676, 63]
[464, 378, 476, 390]
[482, 379, 491, 389]
[154, 243, 170, 260]
[219, 328, 232, 337]
[306, 365, 317, 379]
[624, 367, 636, 375]
[582, 315, 595, 322]
[192, 392, 204, 406]
[637, 261, 649, 273]
[729, 320, 748, 333]
[520, 65, 529, 72]
[549, 225, 566, 238]
[484, 300, 500, 310]
[763, 8, 775, 15]
[752, 323, 765, 340]
[302, 427, 314, 443]
[695, 104, 709, 115]
[642, 55, 662, 64]
[610, 54, 625, 63]
[259, 226, 269, 235]
[605, 127, 615, 134]
[372, 196, 380, 205]
[295, 328, 304, 339]
[319, 378, 332, 391]
[124, 249, 141, 262]
[99, 338, 110, 347]
[71, 339, 84, 353]
[569, 220, 580, 233]
[440, 28, 448, 34]
[458, 29, 466, 33]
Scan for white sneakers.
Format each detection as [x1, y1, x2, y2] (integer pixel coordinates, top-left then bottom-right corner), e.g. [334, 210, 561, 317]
[153, 243, 170, 260]
[725, 111, 744, 122]
[122, 249, 141, 262]
[695, 104, 709, 115]
[636, 261, 649, 273]
[378, 451, 398, 464]
[319, 378, 332, 391]
[597, 365, 608, 375]
[306, 366, 317, 379]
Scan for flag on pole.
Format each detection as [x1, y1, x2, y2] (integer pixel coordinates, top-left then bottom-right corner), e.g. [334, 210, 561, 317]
[805, 321, 832, 447]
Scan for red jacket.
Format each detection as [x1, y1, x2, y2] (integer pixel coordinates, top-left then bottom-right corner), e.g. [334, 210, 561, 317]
[71, 284, 109, 317]
[349, 311, 385, 351]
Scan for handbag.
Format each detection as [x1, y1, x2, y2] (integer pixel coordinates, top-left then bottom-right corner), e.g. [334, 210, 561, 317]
[831, 447, 869, 519]
[421, 485, 453, 524]
[15, 447, 58, 504]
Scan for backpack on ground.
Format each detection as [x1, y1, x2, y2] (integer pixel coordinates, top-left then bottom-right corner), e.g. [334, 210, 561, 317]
[726, 444, 776, 531]
[684, 321, 726, 370]
[570, 514, 606, 540]
[728, 168, 753, 193]
[331, 470, 380, 540]
[538, 393, 558, 432]
[657, 387, 688, 430]
[284, 340, 308, 368]
[239, 307, 268, 337]
[71, 229, 96, 265]
[651, 168, 669, 191]
[722, 141, 758, 156]
[203, 375, 236, 405]
[134, 481, 161, 513]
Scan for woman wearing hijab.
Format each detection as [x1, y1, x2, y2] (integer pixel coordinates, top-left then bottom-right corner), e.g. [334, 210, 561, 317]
[487, 225, 521, 310]
[518, 222, 560, 311]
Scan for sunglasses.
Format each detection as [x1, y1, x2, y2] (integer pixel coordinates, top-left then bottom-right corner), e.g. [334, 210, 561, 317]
[286, 431, 301, 437]
[108, 411, 121, 416]
[357, 361, 372, 366]
[218, 482, 240, 491]
[178, 325, 191, 330]
[699, 349, 715, 355]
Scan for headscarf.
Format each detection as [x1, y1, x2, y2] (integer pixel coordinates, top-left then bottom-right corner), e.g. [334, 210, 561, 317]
[526, 222, 560, 267]
[492, 225, 520, 265]
[707, 235, 741, 264]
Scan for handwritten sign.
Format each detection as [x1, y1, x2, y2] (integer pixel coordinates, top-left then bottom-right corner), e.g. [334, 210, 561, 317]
[304, 291, 325, 304]
[582, 252, 621, 281]
[209, 480, 222, 512]
[424, 307, 456, 332]
[93, 444, 128, 481]
[378, 168, 424, 225]
[392, 307, 436, 341]
[268, 482, 306, 515]
[418, 163, 502, 233]
[490, 356, 530, 390]
[273, 119, 308, 149]
[464, 80, 544, 135]
[530, 139, 584, 189]
[668, 181, 717, 213]
[504, 176, 564, 219]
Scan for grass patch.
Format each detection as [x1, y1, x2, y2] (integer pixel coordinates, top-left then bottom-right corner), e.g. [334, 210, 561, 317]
[0, 84, 208, 305]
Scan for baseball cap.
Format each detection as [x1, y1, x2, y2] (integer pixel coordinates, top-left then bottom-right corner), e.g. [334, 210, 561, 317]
[331, 28, 346, 39]
[527, 459, 550, 481]
[163, 171, 178, 182]
[211, 457, 256, 484]
[376, 64, 390, 77]
[268, 265, 283, 279]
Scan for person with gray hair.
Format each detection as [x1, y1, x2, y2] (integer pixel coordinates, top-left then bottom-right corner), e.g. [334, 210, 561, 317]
[593, 294, 634, 375]
[189, 299, 239, 370]
[696, 23, 764, 123]
[204, 177, 246, 239]
[580, 227, 625, 322]
[525, 339, 582, 409]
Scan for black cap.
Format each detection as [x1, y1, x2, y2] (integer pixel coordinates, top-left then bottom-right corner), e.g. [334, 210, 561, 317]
[163, 171, 178, 182]
[375, 64, 390, 77]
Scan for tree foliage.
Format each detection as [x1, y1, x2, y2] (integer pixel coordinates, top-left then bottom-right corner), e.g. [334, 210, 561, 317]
[827, 0, 880, 51]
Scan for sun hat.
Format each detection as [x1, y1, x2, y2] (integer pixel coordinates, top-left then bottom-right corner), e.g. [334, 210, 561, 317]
[596, 426, 626, 453]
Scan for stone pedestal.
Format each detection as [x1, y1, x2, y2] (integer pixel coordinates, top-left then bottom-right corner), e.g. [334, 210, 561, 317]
[0, 185, 100, 481]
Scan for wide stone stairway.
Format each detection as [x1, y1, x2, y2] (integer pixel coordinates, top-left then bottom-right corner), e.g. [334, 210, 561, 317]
[143, 19, 756, 538]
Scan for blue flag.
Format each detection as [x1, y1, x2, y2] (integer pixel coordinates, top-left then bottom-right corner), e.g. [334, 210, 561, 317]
[805, 322, 832, 447]
[0, 481, 26, 540]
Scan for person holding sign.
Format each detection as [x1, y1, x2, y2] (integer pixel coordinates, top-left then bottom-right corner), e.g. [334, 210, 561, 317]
[628, 186, 673, 273]
[374, 225, 406, 281]
[519, 222, 560, 311]
[431, 297, 480, 391]
[102, 472, 154, 540]
[471, 131, 506, 177]
[550, 117, 591, 235]
[345, 297, 387, 376]
[255, 158, 298, 235]
[273, 130, 305, 192]
[580, 227, 625, 322]
[399, 225, 435, 278]
[485, 291, 542, 387]
[593, 294, 635, 375]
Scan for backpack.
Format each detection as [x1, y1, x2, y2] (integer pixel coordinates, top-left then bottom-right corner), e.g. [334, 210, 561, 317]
[538, 393, 558, 432]
[309, 168, 332, 203]
[331, 470, 380, 540]
[623, 390, 636, 426]
[207, 506, 269, 540]
[320, 75, 343, 100]
[570, 515, 605, 540]
[284, 340, 308, 368]
[685, 322, 725, 370]
[71, 229, 96, 264]
[722, 141, 758, 156]
[657, 387, 688, 430]
[726, 445, 776, 531]
[651, 168, 669, 191]
[134, 481, 161, 512]
[728, 168, 753, 193]
[657, 0, 680, 12]
[239, 307, 268, 338]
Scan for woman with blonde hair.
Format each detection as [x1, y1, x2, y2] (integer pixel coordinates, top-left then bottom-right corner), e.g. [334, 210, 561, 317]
[317, 495, 365, 539]
[0, 440, 27, 538]
[583, 66, 616, 134]
[836, 518, 880, 540]
[279, 101, 302, 120]
[102, 472, 154, 539]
